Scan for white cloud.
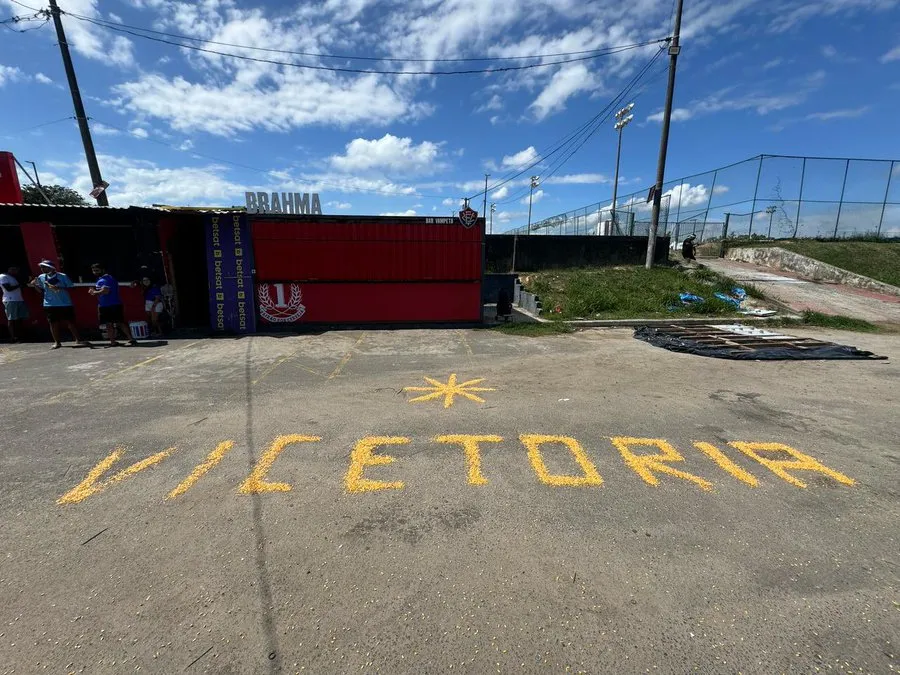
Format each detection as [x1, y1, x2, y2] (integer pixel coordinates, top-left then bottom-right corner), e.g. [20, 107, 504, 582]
[544, 173, 610, 185]
[34, 72, 54, 85]
[108, 12, 123, 23]
[13, 0, 136, 67]
[130, 128, 150, 139]
[530, 63, 596, 120]
[50, 155, 245, 207]
[647, 72, 825, 123]
[476, 94, 503, 113]
[178, 139, 194, 151]
[805, 106, 870, 121]
[326, 201, 352, 210]
[92, 123, 122, 136]
[491, 186, 509, 200]
[442, 197, 459, 206]
[379, 209, 417, 216]
[881, 45, 900, 63]
[0, 64, 23, 87]
[501, 146, 539, 169]
[520, 189, 544, 205]
[769, 0, 900, 33]
[114, 73, 428, 137]
[762, 58, 784, 70]
[329, 134, 443, 174]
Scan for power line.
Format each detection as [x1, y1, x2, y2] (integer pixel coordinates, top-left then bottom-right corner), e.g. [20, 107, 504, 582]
[57, 9, 667, 65]
[59, 12, 666, 76]
[479, 46, 666, 205]
[8, 115, 75, 134]
[88, 117, 452, 200]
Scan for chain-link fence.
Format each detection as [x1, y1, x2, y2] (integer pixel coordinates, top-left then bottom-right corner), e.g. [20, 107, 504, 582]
[508, 154, 900, 244]
[506, 195, 670, 236]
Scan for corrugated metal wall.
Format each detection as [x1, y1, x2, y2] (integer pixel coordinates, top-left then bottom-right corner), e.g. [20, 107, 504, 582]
[251, 216, 484, 324]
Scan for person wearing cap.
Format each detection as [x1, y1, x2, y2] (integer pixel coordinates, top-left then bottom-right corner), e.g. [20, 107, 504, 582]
[29, 260, 86, 349]
[0, 265, 30, 343]
[89, 263, 137, 347]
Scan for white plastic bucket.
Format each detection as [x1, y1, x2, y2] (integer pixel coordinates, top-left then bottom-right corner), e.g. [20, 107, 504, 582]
[130, 321, 150, 339]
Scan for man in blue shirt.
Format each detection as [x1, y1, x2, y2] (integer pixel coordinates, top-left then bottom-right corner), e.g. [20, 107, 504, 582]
[29, 260, 86, 349]
[89, 263, 136, 347]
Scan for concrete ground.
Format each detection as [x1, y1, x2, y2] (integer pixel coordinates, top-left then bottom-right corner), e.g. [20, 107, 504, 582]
[702, 257, 900, 325]
[0, 327, 897, 674]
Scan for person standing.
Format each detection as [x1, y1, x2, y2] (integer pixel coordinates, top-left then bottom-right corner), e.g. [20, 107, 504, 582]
[141, 276, 165, 337]
[30, 260, 86, 349]
[681, 234, 697, 261]
[89, 263, 137, 347]
[1, 265, 29, 343]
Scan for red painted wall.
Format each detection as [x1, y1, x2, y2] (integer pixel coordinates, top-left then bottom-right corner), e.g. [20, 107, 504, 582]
[257, 282, 481, 324]
[252, 218, 483, 283]
[0, 152, 23, 204]
[250, 216, 484, 324]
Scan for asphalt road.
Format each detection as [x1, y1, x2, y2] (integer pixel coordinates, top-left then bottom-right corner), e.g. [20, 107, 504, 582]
[1, 327, 897, 674]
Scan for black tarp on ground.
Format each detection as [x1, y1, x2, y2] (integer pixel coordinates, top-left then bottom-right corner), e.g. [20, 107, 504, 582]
[634, 326, 887, 360]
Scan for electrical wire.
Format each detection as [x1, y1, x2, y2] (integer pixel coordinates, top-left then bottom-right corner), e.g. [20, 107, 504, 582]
[87, 117, 452, 200]
[9, 115, 75, 134]
[60, 12, 666, 76]
[474, 46, 666, 206]
[58, 9, 668, 65]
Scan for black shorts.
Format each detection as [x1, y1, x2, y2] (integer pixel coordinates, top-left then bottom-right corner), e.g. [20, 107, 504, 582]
[44, 305, 76, 323]
[98, 304, 125, 323]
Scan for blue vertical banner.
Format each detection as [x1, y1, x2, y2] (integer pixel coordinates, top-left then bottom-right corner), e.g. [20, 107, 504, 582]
[205, 213, 257, 333]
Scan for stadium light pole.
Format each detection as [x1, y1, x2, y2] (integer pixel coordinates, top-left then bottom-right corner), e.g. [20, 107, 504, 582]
[646, 0, 684, 268]
[527, 175, 540, 234]
[611, 103, 634, 229]
[765, 205, 777, 238]
[490, 202, 496, 234]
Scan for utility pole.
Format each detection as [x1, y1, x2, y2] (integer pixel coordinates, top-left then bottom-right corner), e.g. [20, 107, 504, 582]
[645, 0, 683, 268]
[611, 102, 634, 230]
[482, 174, 489, 224]
[48, 0, 108, 206]
[526, 175, 540, 234]
[765, 205, 777, 238]
[490, 203, 496, 234]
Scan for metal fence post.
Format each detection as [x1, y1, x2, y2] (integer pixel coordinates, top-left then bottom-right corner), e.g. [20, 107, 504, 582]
[702, 169, 717, 228]
[833, 159, 850, 240]
[720, 213, 730, 258]
[877, 160, 893, 239]
[629, 212, 635, 236]
[748, 155, 764, 237]
[793, 158, 806, 238]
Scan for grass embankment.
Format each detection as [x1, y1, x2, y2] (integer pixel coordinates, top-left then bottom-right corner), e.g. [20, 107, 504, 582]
[767, 311, 881, 333]
[521, 266, 762, 320]
[727, 240, 900, 288]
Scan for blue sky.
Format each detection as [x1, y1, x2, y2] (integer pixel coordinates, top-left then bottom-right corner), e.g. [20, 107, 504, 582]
[1, 0, 899, 231]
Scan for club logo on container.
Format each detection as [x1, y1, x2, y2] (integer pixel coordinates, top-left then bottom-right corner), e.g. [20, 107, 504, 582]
[458, 206, 478, 228]
[258, 283, 306, 323]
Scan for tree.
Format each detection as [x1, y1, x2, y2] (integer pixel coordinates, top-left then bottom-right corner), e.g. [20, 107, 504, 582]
[22, 184, 89, 205]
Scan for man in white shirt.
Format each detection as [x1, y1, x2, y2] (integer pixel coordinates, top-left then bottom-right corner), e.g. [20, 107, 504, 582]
[1, 266, 30, 343]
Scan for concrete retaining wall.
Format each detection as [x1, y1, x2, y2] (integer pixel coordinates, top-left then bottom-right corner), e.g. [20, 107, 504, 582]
[727, 246, 900, 297]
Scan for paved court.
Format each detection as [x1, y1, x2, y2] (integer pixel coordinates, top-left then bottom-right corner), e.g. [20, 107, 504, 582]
[0, 327, 897, 674]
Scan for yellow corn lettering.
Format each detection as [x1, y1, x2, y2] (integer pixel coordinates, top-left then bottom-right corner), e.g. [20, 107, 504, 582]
[57, 447, 174, 505]
[693, 441, 758, 487]
[520, 434, 603, 487]
[345, 436, 408, 493]
[238, 435, 321, 495]
[168, 440, 235, 500]
[730, 442, 856, 488]
[434, 434, 503, 485]
[610, 437, 712, 491]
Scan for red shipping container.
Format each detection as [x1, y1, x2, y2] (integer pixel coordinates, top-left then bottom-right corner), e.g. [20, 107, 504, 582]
[251, 216, 484, 283]
[257, 282, 481, 324]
